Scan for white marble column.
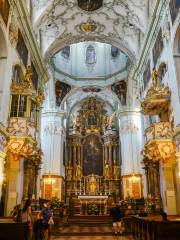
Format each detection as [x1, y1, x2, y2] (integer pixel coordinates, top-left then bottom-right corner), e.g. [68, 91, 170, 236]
[41, 111, 66, 177]
[118, 109, 143, 176]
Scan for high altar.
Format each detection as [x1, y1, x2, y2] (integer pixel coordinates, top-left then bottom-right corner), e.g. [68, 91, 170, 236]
[65, 97, 121, 215]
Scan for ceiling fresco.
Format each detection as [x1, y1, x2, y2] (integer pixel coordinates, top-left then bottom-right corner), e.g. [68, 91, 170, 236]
[32, 0, 147, 60]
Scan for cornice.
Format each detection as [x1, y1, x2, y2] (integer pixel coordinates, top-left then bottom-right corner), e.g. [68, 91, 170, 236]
[8, 0, 49, 84]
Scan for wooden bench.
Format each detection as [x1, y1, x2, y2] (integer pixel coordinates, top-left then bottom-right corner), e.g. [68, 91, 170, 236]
[0, 218, 28, 240]
[132, 216, 180, 240]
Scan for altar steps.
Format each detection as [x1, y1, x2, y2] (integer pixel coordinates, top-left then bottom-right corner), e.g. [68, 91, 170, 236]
[68, 215, 112, 225]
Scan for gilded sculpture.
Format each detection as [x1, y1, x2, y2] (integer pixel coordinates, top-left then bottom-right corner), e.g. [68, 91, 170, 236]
[35, 91, 44, 107]
[24, 66, 33, 88]
[152, 68, 158, 86]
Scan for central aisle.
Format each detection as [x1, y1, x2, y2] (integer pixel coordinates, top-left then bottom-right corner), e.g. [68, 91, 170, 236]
[51, 224, 134, 240]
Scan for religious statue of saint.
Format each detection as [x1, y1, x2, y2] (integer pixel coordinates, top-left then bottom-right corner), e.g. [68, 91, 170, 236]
[66, 162, 73, 181]
[76, 163, 82, 180]
[104, 164, 110, 179]
[113, 165, 120, 180]
[152, 68, 158, 86]
[88, 174, 97, 194]
[24, 66, 33, 88]
[35, 91, 44, 107]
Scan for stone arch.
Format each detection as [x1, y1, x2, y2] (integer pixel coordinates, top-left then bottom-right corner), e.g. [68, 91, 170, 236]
[59, 86, 121, 112]
[44, 34, 136, 64]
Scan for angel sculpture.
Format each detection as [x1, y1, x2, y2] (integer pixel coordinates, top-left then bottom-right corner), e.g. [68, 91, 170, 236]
[152, 68, 158, 86]
[24, 66, 32, 88]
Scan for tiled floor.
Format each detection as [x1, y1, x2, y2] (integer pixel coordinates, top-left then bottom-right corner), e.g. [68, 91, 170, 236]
[51, 225, 134, 240]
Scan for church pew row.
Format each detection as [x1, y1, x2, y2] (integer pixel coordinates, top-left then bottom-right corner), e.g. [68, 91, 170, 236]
[131, 216, 180, 240]
[0, 218, 28, 240]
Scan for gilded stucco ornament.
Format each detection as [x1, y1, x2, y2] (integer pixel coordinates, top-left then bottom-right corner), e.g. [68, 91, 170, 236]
[9, 21, 18, 48]
[141, 68, 171, 115]
[143, 122, 175, 164]
[35, 90, 44, 107]
[11, 66, 34, 93]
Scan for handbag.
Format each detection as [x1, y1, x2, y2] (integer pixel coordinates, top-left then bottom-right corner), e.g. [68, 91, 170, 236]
[48, 217, 54, 225]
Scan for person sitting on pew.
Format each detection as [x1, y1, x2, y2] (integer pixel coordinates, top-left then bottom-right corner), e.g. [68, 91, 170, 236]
[161, 212, 169, 221]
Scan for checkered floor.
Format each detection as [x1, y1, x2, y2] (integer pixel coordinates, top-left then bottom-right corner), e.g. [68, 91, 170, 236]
[51, 225, 134, 240]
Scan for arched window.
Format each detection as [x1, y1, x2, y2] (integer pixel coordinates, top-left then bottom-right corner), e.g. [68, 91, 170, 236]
[12, 65, 23, 83]
[61, 46, 70, 59]
[86, 45, 96, 65]
[111, 46, 119, 58]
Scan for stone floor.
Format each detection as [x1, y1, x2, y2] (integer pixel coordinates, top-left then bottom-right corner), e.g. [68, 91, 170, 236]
[51, 225, 134, 240]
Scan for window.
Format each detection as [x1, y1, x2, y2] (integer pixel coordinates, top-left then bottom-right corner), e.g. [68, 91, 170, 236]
[61, 46, 70, 59]
[169, 0, 180, 24]
[10, 95, 28, 117]
[111, 46, 119, 58]
[152, 29, 164, 67]
[31, 62, 39, 90]
[86, 45, 96, 65]
[12, 66, 23, 83]
[143, 61, 151, 89]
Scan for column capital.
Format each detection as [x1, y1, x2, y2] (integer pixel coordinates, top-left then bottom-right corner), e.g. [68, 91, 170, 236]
[117, 108, 141, 118]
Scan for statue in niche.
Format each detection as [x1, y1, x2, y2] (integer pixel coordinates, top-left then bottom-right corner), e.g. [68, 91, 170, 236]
[152, 68, 159, 86]
[24, 66, 32, 88]
[66, 162, 73, 181]
[76, 163, 82, 180]
[113, 165, 120, 180]
[104, 164, 110, 179]
[88, 174, 97, 194]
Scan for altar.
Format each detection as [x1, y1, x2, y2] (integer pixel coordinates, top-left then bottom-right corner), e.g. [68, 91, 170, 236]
[76, 195, 108, 215]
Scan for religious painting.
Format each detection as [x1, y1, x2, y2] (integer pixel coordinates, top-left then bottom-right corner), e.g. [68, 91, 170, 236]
[55, 81, 71, 107]
[78, 0, 103, 11]
[111, 46, 119, 58]
[0, 0, 10, 25]
[112, 80, 127, 105]
[83, 135, 103, 176]
[86, 45, 96, 65]
[31, 62, 39, 90]
[61, 46, 70, 59]
[152, 28, 164, 67]
[16, 30, 28, 67]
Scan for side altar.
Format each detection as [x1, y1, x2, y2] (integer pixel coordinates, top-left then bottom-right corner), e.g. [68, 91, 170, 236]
[65, 98, 121, 215]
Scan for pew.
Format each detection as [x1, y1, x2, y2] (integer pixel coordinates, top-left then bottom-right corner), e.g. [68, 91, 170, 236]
[132, 216, 180, 240]
[0, 218, 28, 240]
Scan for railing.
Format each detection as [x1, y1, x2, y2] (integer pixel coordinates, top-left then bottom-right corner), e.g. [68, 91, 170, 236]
[144, 122, 173, 144]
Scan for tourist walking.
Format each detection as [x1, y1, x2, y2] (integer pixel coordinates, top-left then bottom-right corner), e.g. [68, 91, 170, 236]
[39, 202, 53, 240]
[110, 204, 124, 235]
